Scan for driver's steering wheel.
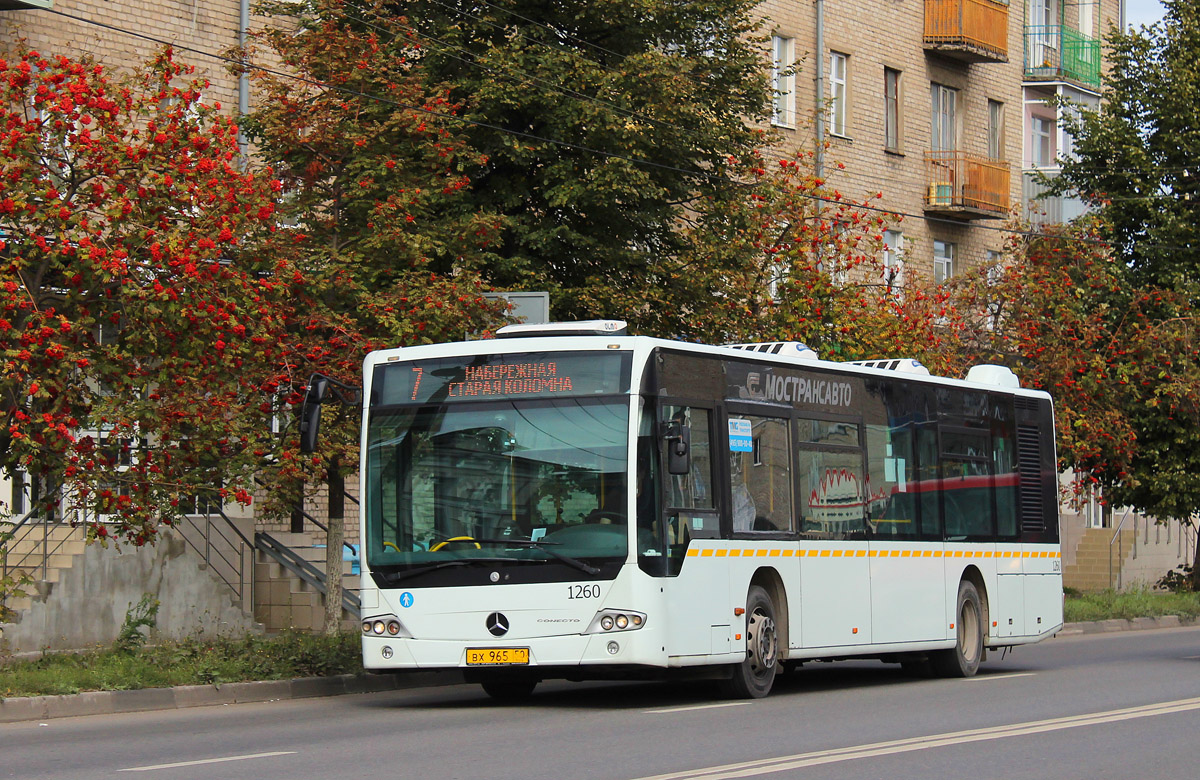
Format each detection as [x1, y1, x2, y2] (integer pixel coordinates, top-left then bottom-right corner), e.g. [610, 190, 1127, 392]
[428, 535, 483, 551]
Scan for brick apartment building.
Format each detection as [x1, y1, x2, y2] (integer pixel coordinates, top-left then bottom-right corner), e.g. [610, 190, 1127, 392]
[758, 0, 1123, 284]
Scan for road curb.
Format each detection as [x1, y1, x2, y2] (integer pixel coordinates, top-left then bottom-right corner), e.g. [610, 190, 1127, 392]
[4, 616, 1199, 723]
[1055, 614, 1196, 636]
[0, 670, 464, 724]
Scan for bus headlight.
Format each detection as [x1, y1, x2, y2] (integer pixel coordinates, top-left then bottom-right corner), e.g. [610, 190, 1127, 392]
[362, 614, 411, 638]
[586, 610, 647, 634]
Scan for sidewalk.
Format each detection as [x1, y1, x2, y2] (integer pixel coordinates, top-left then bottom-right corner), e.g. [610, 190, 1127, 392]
[3, 617, 1196, 724]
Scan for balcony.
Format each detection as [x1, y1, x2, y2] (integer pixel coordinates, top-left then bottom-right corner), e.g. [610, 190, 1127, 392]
[924, 151, 1011, 220]
[924, 0, 1010, 63]
[0, 0, 53, 9]
[1023, 170, 1089, 226]
[1025, 26, 1101, 88]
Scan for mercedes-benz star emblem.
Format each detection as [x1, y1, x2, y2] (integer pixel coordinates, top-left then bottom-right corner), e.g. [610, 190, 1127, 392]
[486, 612, 510, 637]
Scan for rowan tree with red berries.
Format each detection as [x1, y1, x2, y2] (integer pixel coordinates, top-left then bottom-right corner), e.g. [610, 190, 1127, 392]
[0, 46, 313, 611]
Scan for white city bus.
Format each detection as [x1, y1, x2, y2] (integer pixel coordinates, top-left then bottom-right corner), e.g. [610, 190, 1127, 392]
[352, 320, 1063, 699]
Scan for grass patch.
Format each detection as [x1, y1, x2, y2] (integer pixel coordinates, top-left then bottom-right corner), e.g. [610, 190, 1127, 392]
[1064, 588, 1200, 623]
[0, 631, 362, 700]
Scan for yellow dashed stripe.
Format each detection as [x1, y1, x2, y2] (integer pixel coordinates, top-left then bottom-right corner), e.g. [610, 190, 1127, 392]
[684, 547, 1060, 559]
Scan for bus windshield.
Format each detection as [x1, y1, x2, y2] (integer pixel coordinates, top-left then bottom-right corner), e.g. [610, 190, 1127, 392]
[365, 396, 631, 576]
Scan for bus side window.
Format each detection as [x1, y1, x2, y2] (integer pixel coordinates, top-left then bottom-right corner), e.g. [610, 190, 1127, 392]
[729, 414, 793, 533]
[992, 398, 1019, 538]
[662, 406, 715, 514]
[867, 422, 918, 539]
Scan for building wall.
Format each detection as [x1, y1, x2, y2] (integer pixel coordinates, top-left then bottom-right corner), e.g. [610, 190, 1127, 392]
[756, 1, 1123, 282]
[2, 1, 246, 117]
[0, 528, 258, 654]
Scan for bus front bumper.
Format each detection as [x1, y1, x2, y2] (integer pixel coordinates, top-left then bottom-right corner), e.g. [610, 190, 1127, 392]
[362, 631, 662, 671]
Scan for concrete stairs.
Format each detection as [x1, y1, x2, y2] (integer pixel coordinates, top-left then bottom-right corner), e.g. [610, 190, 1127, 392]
[1065, 526, 1134, 591]
[253, 532, 360, 633]
[1, 524, 88, 617]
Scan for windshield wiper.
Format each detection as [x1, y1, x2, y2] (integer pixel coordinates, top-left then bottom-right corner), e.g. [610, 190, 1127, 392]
[378, 557, 523, 585]
[470, 538, 602, 577]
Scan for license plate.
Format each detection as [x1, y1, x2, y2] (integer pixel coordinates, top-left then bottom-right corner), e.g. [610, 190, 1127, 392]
[466, 647, 530, 666]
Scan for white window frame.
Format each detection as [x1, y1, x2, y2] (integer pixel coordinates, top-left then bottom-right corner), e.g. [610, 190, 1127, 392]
[930, 83, 957, 152]
[884, 68, 901, 151]
[882, 230, 904, 292]
[934, 240, 954, 284]
[987, 99, 1004, 160]
[1031, 115, 1054, 168]
[771, 36, 795, 128]
[829, 52, 848, 137]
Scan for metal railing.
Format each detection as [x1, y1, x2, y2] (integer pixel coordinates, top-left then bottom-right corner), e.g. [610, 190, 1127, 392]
[1025, 25, 1101, 87]
[925, 151, 1011, 215]
[255, 530, 361, 617]
[173, 508, 255, 611]
[1108, 509, 1133, 590]
[1, 493, 78, 613]
[924, 0, 1010, 59]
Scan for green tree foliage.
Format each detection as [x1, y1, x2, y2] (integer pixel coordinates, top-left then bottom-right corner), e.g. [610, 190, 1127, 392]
[1051, 0, 1200, 292]
[243, 0, 509, 499]
[382, 0, 772, 318]
[1043, 0, 1200, 586]
[954, 221, 1200, 586]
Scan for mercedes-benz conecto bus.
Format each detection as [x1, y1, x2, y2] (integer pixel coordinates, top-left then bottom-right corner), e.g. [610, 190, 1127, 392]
[347, 320, 1062, 699]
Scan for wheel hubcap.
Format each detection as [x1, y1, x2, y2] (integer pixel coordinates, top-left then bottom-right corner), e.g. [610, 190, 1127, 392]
[747, 610, 778, 675]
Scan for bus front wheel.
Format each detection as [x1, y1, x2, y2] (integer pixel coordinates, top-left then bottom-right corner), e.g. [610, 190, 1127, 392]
[930, 579, 983, 678]
[720, 585, 779, 699]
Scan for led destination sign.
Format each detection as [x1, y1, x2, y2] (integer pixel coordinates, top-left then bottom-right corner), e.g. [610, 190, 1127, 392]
[372, 352, 630, 406]
[447, 362, 574, 398]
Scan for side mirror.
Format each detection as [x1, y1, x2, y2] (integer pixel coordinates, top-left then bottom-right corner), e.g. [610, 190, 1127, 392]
[298, 377, 329, 453]
[665, 422, 691, 476]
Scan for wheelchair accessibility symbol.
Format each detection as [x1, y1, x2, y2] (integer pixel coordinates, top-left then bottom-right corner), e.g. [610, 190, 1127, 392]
[399, 592, 414, 609]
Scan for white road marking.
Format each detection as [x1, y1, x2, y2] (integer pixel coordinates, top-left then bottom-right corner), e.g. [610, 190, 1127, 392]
[967, 672, 1036, 682]
[645, 702, 752, 714]
[119, 751, 297, 772]
[629, 696, 1200, 780]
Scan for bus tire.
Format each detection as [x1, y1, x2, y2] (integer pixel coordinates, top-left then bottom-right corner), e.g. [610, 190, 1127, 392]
[930, 579, 984, 678]
[480, 677, 538, 702]
[719, 585, 779, 699]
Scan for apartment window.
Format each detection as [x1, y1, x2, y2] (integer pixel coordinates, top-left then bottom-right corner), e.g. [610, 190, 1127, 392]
[1079, 1, 1096, 38]
[987, 100, 1004, 160]
[1031, 0, 1057, 27]
[882, 230, 904, 291]
[884, 68, 901, 151]
[1031, 115, 1054, 167]
[934, 240, 954, 284]
[830, 52, 848, 137]
[772, 36, 795, 128]
[930, 83, 957, 152]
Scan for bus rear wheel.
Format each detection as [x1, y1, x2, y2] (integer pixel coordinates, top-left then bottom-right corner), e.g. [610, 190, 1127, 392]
[720, 585, 779, 699]
[930, 579, 983, 678]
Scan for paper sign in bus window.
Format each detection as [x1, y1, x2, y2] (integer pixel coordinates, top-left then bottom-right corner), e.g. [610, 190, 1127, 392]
[728, 418, 753, 452]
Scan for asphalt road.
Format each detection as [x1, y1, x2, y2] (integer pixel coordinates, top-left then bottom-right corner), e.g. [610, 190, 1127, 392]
[3, 626, 1199, 780]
